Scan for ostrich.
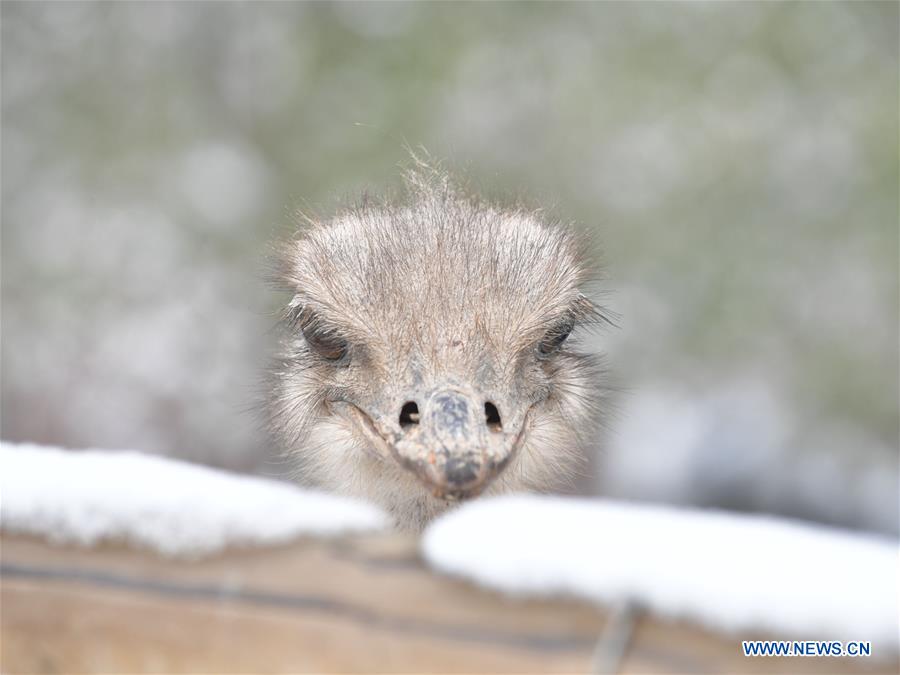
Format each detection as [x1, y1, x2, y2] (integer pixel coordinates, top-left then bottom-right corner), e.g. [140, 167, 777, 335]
[270, 166, 609, 531]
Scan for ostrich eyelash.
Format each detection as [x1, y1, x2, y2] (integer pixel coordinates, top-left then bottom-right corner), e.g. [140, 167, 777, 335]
[286, 305, 350, 363]
[302, 325, 349, 362]
[537, 320, 574, 358]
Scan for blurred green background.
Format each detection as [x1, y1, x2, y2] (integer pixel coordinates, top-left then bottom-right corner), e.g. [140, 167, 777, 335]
[2, 1, 897, 533]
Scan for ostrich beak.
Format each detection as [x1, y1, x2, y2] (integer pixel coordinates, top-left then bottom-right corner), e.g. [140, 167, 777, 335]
[390, 387, 522, 499]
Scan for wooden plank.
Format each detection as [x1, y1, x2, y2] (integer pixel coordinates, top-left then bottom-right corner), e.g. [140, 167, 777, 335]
[4, 579, 596, 674]
[1, 535, 894, 674]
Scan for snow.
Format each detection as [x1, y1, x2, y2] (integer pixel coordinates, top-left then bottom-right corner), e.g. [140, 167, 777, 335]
[5, 442, 896, 650]
[422, 495, 899, 652]
[0, 442, 388, 557]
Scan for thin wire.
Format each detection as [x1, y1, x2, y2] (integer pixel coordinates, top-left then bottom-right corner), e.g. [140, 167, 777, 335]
[590, 600, 641, 675]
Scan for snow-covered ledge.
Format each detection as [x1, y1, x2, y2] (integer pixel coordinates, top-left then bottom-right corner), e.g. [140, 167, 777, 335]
[0, 442, 388, 558]
[422, 495, 899, 653]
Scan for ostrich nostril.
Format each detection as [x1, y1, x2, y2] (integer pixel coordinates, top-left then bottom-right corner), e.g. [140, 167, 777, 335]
[484, 401, 502, 432]
[399, 401, 420, 428]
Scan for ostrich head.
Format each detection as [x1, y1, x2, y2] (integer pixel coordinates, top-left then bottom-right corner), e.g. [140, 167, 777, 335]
[270, 168, 608, 530]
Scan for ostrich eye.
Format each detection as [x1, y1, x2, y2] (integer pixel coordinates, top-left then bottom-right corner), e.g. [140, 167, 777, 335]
[537, 321, 573, 358]
[302, 326, 349, 362]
